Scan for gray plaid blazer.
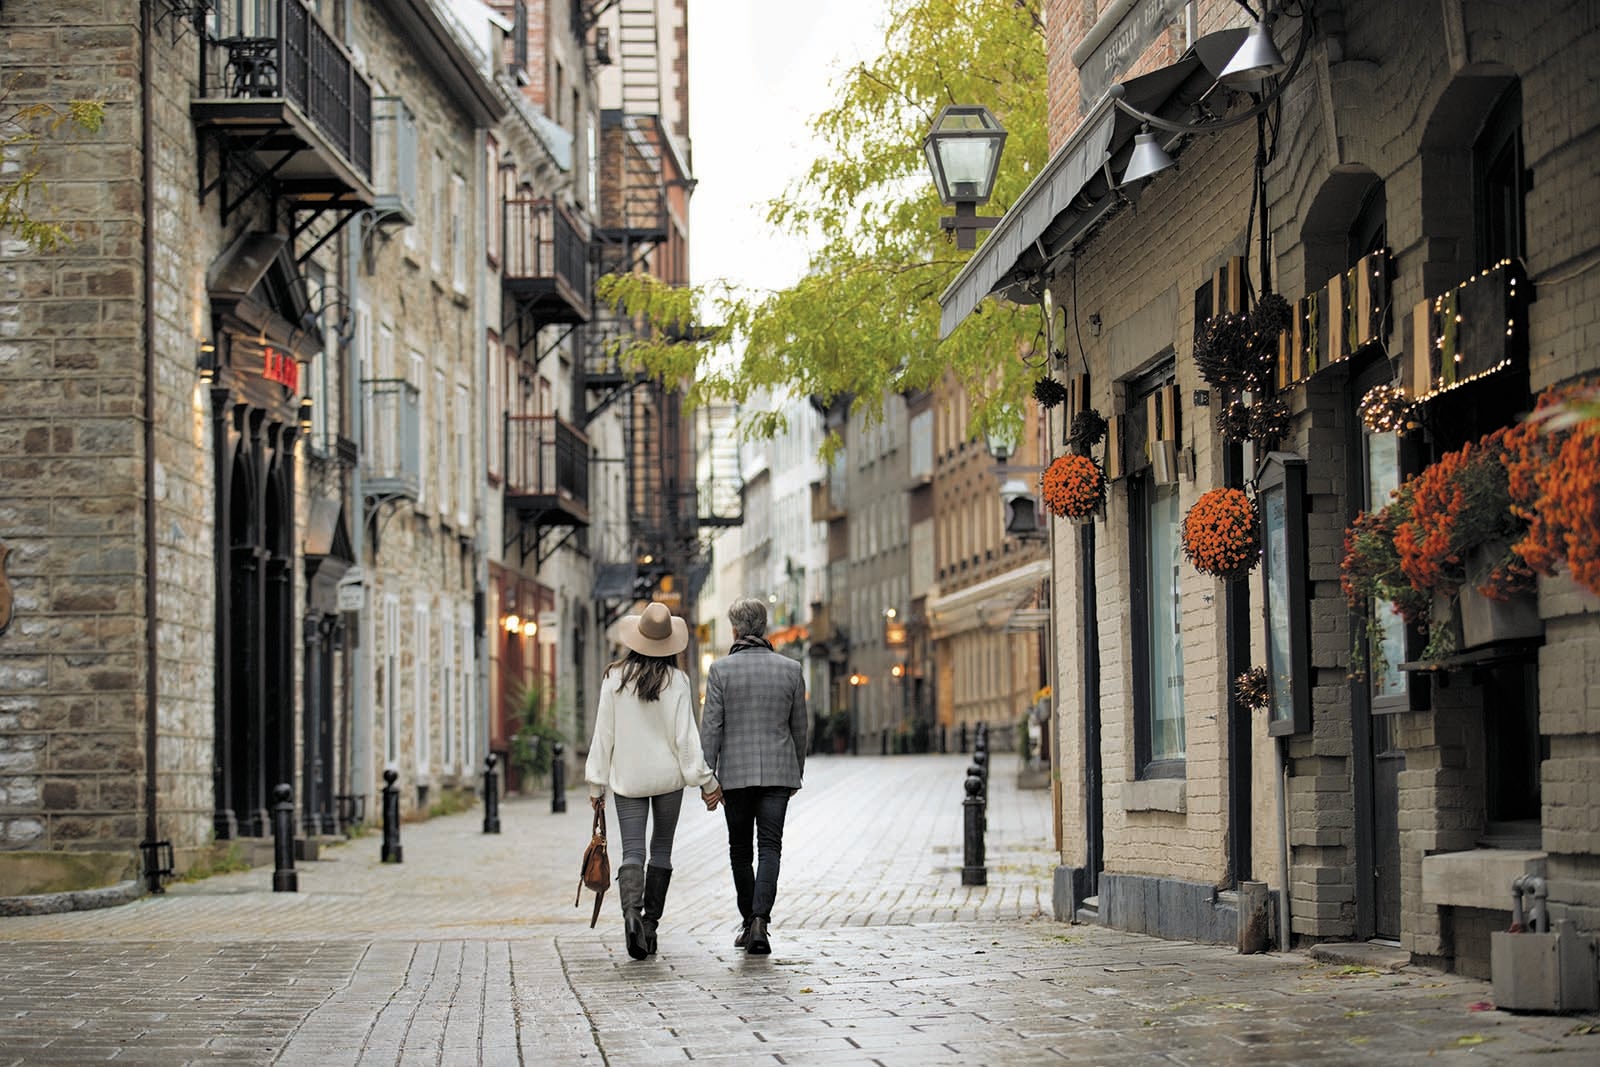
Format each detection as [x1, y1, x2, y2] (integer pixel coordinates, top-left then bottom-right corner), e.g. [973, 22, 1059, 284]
[700, 646, 808, 791]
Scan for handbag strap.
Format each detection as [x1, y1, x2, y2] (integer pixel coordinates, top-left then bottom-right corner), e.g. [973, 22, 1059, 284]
[592, 806, 606, 838]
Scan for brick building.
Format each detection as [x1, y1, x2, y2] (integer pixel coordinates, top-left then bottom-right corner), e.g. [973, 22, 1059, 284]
[942, 0, 1600, 984]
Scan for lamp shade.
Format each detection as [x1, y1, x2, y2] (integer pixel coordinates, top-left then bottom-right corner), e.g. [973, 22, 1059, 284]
[923, 104, 1007, 206]
[1218, 20, 1287, 87]
[1120, 129, 1175, 185]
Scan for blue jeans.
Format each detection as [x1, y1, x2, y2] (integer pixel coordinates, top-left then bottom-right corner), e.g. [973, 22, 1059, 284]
[721, 787, 790, 922]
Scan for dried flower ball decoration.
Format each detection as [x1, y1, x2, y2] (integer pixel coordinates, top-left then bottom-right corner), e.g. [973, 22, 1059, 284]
[1033, 376, 1069, 409]
[1039, 453, 1106, 520]
[1359, 383, 1414, 434]
[1249, 396, 1293, 442]
[1234, 666, 1271, 711]
[1250, 292, 1293, 345]
[1068, 407, 1108, 453]
[1181, 486, 1261, 580]
[1193, 311, 1254, 392]
[1217, 400, 1253, 442]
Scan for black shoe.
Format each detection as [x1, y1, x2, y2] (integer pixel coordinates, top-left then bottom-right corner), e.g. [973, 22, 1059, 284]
[733, 919, 751, 948]
[745, 916, 770, 955]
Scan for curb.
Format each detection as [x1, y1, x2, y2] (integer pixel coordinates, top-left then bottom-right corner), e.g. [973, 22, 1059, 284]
[0, 879, 146, 917]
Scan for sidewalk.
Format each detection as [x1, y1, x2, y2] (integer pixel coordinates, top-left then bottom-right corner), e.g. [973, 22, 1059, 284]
[1, 753, 1597, 1065]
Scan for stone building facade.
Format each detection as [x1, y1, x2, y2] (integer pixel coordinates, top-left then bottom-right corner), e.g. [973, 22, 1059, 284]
[0, 0, 618, 900]
[943, 0, 1600, 984]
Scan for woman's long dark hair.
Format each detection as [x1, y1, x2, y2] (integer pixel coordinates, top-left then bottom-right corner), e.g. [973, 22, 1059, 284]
[606, 649, 675, 702]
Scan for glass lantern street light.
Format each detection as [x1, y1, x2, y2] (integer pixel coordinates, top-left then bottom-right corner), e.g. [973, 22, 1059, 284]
[922, 104, 1007, 250]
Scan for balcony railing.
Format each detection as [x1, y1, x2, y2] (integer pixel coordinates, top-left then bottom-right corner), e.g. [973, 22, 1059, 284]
[503, 198, 591, 322]
[206, 0, 373, 179]
[505, 415, 590, 521]
[362, 378, 420, 499]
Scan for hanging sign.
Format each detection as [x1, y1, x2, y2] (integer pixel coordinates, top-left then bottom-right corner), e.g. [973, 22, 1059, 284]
[337, 566, 365, 613]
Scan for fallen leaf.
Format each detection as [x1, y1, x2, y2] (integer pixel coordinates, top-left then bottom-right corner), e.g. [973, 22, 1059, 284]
[1467, 1000, 1495, 1012]
[1565, 1022, 1598, 1036]
[798, 987, 813, 994]
[1455, 1034, 1490, 1047]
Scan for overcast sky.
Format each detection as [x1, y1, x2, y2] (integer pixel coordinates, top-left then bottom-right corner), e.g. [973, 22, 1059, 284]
[685, 0, 890, 297]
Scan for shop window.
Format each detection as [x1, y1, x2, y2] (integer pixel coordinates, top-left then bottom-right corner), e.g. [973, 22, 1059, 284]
[1129, 362, 1185, 777]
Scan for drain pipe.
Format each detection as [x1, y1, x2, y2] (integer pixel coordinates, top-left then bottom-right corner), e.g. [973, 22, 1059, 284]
[139, 0, 162, 892]
[1275, 737, 1292, 951]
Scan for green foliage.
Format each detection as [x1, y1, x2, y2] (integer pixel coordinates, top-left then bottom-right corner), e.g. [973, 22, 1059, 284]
[0, 82, 106, 252]
[508, 681, 565, 781]
[427, 788, 475, 819]
[596, 0, 1048, 450]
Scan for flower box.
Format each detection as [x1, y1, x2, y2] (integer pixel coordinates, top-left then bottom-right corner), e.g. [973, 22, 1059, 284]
[1459, 586, 1541, 649]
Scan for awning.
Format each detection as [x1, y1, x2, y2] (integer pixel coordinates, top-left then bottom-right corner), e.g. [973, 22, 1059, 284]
[927, 559, 1051, 640]
[938, 53, 1212, 338]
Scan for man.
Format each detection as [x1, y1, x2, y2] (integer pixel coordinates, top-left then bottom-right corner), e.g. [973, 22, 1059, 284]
[700, 597, 809, 955]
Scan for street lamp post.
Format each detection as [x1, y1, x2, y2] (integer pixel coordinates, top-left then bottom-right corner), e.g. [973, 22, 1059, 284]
[922, 105, 1007, 250]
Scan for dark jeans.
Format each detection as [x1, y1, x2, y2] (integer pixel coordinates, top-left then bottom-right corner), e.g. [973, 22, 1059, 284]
[721, 787, 790, 922]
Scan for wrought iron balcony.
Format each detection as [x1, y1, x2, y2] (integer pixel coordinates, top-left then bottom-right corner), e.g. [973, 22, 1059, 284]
[370, 96, 418, 224]
[504, 415, 591, 526]
[503, 198, 592, 325]
[362, 378, 420, 500]
[193, 0, 375, 219]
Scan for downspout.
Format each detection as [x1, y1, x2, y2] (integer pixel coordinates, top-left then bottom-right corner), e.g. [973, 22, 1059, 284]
[473, 126, 491, 780]
[347, 220, 370, 817]
[1276, 737, 1293, 950]
[139, 0, 162, 892]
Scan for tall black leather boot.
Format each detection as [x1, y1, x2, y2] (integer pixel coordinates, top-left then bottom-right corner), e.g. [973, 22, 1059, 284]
[617, 863, 647, 960]
[641, 865, 671, 956]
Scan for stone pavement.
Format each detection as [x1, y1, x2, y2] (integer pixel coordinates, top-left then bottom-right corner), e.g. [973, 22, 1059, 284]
[1, 753, 1597, 1065]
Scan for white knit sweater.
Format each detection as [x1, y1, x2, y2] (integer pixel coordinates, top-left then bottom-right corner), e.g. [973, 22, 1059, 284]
[584, 667, 719, 798]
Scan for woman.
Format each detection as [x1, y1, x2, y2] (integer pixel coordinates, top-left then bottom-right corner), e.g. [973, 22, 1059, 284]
[585, 601, 723, 959]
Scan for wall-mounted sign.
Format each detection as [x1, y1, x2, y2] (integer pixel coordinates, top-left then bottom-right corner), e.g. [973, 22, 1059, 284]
[1075, 0, 1186, 111]
[1259, 453, 1309, 737]
[537, 609, 558, 645]
[337, 566, 364, 613]
[263, 345, 300, 392]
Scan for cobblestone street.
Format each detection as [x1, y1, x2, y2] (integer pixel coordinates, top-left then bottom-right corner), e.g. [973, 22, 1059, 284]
[2, 754, 1597, 1065]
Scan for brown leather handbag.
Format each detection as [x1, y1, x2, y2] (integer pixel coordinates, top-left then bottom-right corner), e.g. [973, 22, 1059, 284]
[576, 806, 610, 928]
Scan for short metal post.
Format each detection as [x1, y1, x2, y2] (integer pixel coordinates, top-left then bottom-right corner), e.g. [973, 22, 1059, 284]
[881, 731, 888, 755]
[961, 772, 986, 886]
[271, 783, 298, 893]
[551, 741, 567, 813]
[959, 722, 969, 753]
[380, 767, 403, 864]
[940, 724, 948, 753]
[482, 753, 501, 834]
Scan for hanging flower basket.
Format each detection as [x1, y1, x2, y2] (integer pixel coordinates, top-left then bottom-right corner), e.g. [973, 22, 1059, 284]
[1039, 453, 1105, 520]
[1182, 487, 1260, 580]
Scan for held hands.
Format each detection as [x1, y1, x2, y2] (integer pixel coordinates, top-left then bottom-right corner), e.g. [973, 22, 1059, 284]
[701, 786, 723, 811]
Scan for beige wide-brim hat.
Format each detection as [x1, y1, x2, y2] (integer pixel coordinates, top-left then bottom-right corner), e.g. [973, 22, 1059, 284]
[617, 601, 688, 658]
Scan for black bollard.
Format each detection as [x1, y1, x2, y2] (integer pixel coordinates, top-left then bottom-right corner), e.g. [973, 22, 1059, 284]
[973, 747, 989, 787]
[483, 753, 501, 834]
[959, 722, 969, 753]
[961, 772, 987, 886]
[551, 741, 567, 813]
[380, 767, 403, 864]
[272, 783, 298, 893]
[940, 724, 948, 754]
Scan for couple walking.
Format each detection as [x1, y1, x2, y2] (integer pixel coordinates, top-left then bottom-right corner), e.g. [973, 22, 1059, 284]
[584, 596, 807, 959]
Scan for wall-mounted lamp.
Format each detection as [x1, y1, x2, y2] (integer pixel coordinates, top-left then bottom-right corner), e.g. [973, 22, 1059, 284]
[197, 339, 217, 382]
[298, 396, 314, 436]
[522, 619, 539, 638]
[890, 663, 905, 679]
[922, 104, 1008, 250]
[1088, 313, 1102, 337]
[849, 672, 867, 687]
[502, 613, 521, 634]
[1109, 10, 1310, 187]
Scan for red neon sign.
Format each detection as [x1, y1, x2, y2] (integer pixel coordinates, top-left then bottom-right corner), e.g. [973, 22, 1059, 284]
[262, 346, 299, 392]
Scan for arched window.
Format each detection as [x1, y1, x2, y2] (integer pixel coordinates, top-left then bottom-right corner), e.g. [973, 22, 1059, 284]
[1474, 82, 1525, 269]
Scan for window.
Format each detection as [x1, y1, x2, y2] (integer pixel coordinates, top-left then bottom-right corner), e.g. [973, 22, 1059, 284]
[1130, 365, 1185, 775]
[435, 367, 450, 521]
[487, 331, 501, 481]
[442, 610, 456, 773]
[450, 173, 467, 292]
[486, 139, 501, 264]
[383, 595, 401, 766]
[455, 381, 472, 528]
[412, 349, 428, 511]
[414, 604, 431, 775]
[458, 607, 475, 772]
[1474, 83, 1525, 270]
[431, 150, 446, 275]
